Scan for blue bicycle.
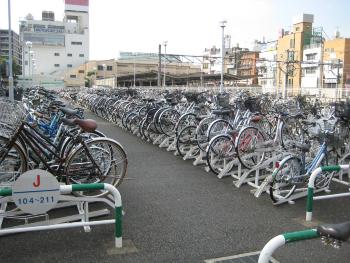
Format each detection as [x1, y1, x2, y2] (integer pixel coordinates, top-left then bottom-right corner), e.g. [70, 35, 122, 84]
[269, 122, 339, 203]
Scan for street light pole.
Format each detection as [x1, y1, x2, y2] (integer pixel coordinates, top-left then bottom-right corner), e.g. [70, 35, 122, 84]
[163, 41, 167, 88]
[133, 54, 136, 87]
[220, 20, 227, 94]
[8, 0, 14, 101]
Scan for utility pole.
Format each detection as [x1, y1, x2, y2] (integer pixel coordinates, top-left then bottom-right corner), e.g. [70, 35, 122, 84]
[284, 62, 289, 99]
[158, 44, 161, 87]
[336, 58, 341, 99]
[8, 0, 14, 101]
[283, 50, 290, 99]
[319, 42, 324, 98]
[220, 20, 227, 93]
[163, 41, 167, 87]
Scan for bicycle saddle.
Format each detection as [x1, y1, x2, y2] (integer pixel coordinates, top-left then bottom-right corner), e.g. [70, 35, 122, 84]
[60, 107, 80, 117]
[61, 118, 97, 132]
[317, 221, 350, 242]
[251, 115, 263, 122]
[212, 109, 232, 115]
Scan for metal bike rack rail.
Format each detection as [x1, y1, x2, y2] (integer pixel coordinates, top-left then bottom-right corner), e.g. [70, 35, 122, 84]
[306, 165, 350, 222]
[0, 183, 123, 248]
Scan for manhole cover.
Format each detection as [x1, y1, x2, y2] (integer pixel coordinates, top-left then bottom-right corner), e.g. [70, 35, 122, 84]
[205, 251, 279, 263]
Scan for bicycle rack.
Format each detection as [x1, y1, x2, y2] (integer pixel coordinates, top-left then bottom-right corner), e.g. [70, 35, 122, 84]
[183, 145, 199, 161]
[235, 152, 288, 191]
[331, 153, 350, 187]
[306, 165, 350, 221]
[167, 139, 177, 152]
[0, 183, 123, 248]
[159, 136, 174, 148]
[153, 134, 166, 145]
[193, 149, 207, 166]
[258, 228, 320, 263]
[218, 158, 241, 179]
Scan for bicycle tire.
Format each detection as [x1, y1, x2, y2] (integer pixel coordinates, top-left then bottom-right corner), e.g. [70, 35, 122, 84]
[269, 156, 301, 203]
[206, 134, 235, 175]
[235, 126, 266, 169]
[0, 136, 28, 185]
[176, 125, 198, 157]
[64, 137, 128, 197]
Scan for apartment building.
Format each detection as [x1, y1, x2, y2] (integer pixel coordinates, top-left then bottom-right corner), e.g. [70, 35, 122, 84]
[323, 37, 350, 90]
[276, 14, 320, 95]
[20, 0, 89, 82]
[0, 29, 22, 74]
[256, 41, 277, 92]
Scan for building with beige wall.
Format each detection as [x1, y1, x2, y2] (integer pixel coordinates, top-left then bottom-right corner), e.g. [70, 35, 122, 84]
[323, 38, 350, 89]
[276, 14, 317, 96]
[64, 55, 201, 87]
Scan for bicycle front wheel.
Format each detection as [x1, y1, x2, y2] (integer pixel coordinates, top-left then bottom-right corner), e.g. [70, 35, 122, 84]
[236, 126, 266, 169]
[0, 136, 28, 185]
[64, 137, 128, 197]
[269, 156, 302, 203]
[206, 134, 236, 175]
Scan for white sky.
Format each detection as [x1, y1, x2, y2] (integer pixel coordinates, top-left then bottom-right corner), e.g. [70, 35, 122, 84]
[0, 0, 349, 60]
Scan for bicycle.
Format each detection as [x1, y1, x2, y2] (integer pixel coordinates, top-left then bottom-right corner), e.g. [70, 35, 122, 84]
[0, 100, 127, 197]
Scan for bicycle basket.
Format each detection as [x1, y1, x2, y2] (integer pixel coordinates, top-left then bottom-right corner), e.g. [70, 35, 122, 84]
[334, 101, 350, 119]
[0, 98, 26, 137]
[244, 97, 262, 113]
[217, 93, 230, 108]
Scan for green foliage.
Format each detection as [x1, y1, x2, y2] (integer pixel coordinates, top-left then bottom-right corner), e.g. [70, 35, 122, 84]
[0, 56, 21, 79]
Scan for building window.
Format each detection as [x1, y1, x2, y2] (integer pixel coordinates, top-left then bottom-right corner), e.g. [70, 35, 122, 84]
[306, 67, 317, 74]
[54, 52, 59, 56]
[107, 65, 113, 71]
[79, 54, 84, 57]
[54, 64, 60, 67]
[78, 70, 84, 73]
[70, 75, 76, 78]
[67, 53, 72, 57]
[97, 65, 104, 70]
[295, 27, 300, 31]
[25, 60, 28, 65]
[306, 53, 317, 61]
[67, 64, 72, 68]
[71, 41, 82, 45]
[290, 38, 295, 48]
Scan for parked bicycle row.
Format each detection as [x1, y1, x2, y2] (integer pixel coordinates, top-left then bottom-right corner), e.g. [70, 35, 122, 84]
[63, 87, 350, 206]
[0, 87, 128, 198]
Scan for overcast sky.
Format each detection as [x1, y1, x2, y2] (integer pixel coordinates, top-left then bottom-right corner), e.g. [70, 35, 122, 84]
[1, 0, 350, 60]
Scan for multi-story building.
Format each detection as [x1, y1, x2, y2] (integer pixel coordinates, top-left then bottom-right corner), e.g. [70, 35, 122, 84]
[300, 44, 322, 93]
[65, 53, 201, 87]
[323, 37, 350, 91]
[237, 51, 259, 85]
[256, 41, 277, 92]
[276, 14, 323, 95]
[0, 29, 22, 74]
[202, 46, 221, 74]
[225, 46, 248, 76]
[20, 0, 89, 83]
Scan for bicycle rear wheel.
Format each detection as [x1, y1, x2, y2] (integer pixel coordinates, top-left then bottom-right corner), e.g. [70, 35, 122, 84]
[64, 137, 127, 197]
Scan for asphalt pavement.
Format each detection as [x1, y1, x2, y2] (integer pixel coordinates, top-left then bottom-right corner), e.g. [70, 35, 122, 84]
[1, 109, 350, 263]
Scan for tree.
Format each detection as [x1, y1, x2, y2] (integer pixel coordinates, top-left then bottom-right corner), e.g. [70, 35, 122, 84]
[0, 56, 22, 86]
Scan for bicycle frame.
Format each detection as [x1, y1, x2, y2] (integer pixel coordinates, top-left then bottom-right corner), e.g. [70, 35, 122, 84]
[1, 122, 98, 181]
